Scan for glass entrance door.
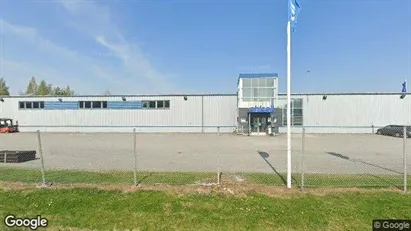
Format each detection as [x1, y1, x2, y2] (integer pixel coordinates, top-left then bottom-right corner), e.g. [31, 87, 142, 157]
[250, 113, 269, 135]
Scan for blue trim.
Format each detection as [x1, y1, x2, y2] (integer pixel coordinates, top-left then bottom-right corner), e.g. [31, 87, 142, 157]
[44, 101, 79, 110]
[107, 101, 143, 109]
[238, 73, 278, 78]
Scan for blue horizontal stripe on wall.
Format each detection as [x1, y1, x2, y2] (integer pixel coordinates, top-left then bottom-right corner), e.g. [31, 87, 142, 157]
[44, 102, 79, 110]
[107, 101, 142, 109]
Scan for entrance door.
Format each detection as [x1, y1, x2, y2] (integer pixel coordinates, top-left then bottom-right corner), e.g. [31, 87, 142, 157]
[249, 113, 269, 135]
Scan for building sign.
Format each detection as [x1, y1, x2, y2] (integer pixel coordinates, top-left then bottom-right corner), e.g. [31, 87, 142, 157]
[248, 105, 275, 113]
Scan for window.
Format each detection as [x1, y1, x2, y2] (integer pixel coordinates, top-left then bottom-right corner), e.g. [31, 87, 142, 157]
[266, 78, 275, 87]
[293, 99, 303, 109]
[84, 101, 92, 109]
[165, 100, 170, 108]
[257, 78, 266, 87]
[157, 100, 164, 108]
[40, 101, 44, 109]
[25, 102, 32, 109]
[252, 88, 259, 101]
[243, 88, 252, 98]
[33, 102, 40, 109]
[243, 79, 252, 88]
[102, 101, 107, 108]
[281, 98, 304, 126]
[142, 101, 149, 109]
[252, 78, 259, 87]
[268, 88, 275, 98]
[149, 101, 156, 109]
[92, 101, 102, 109]
[19, 102, 25, 109]
[293, 109, 303, 116]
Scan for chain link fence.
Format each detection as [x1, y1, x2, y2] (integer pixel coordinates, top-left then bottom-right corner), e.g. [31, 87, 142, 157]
[0, 126, 409, 192]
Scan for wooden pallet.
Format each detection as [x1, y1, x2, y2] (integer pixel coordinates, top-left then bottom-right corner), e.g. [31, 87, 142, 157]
[0, 150, 37, 163]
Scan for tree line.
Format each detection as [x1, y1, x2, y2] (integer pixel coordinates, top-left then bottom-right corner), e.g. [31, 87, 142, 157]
[0, 77, 112, 96]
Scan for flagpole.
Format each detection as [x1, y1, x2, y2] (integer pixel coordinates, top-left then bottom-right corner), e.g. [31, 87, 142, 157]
[286, 20, 292, 189]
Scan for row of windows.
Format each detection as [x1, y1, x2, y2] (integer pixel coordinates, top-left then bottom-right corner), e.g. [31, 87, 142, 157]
[142, 100, 170, 109]
[242, 88, 276, 99]
[18, 100, 171, 110]
[242, 78, 276, 88]
[79, 101, 108, 109]
[19, 101, 45, 109]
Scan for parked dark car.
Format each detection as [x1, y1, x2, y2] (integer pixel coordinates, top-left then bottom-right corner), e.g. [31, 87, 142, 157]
[376, 125, 411, 138]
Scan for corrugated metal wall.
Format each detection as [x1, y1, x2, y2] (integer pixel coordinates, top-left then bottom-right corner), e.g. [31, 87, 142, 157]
[0, 95, 237, 133]
[293, 94, 411, 133]
[273, 93, 411, 133]
[303, 94, 411, 127]
[2, 93, 410, 133]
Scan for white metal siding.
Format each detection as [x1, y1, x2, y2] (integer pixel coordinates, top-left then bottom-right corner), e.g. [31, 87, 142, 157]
[303, 94, 411, 127]
[203, 95, 238, 127]
[2, 94, 410, 133]
[0, 95, 237, 133]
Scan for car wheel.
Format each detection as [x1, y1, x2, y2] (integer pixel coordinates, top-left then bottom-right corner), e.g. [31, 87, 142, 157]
[395, 133, 400, 137]
[377, 131, 382, 135]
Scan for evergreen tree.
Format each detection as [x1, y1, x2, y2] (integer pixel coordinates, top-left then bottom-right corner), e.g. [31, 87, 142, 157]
[53, 87, 63, 96]
[25, 77, 38, 95]
[37, 80, 50, 95]
[64, 85, 74, 96]
[47, 84, 53, 95]
[0, 78, 10, 95]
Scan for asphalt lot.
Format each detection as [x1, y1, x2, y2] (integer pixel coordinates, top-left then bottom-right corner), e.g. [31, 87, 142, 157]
[0, 132, 409, 175]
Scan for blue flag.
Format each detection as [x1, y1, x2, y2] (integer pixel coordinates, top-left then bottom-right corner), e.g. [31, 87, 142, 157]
[289, 0, 301, 31]
[402, 81, 407, 93]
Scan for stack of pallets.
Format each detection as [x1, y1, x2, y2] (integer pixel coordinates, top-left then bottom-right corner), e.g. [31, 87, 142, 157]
[0, 150, 37, 163]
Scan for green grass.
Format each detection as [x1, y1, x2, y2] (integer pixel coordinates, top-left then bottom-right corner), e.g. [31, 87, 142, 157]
[244, 172, 410, 188]
[0, 167, 410, 188]
[0, 167, 216, 185]
[1, 167, 411, 230]
[0, 188, 410, 230]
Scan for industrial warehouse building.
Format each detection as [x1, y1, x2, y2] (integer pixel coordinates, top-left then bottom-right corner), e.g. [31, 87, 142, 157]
[0, 73, 410, 134]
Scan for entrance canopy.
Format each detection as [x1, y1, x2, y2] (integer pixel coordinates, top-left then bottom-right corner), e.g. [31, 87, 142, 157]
[248, 105, 275, 113]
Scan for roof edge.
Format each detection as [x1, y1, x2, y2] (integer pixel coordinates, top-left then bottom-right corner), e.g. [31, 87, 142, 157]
[0, 92, 409, 98]
[0, 93, 237, 98]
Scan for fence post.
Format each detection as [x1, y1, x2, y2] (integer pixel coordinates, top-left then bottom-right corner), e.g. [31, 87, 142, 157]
[403, 126, 407, 193]
[217, 126, 221, 185]
[37, 130, 47, 187]
[133, 128, 138, 186]
[301, 127, 306, 191]
[372, 125, 375, 134]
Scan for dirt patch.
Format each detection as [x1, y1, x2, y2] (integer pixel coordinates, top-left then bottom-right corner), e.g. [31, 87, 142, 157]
[0, 181, 406, 197]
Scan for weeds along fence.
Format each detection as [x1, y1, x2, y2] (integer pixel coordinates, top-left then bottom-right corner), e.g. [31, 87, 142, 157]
[0, 126, 409, 192]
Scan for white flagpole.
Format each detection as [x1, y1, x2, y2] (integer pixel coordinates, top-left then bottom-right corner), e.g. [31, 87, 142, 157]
[286, 20, 292, 189]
